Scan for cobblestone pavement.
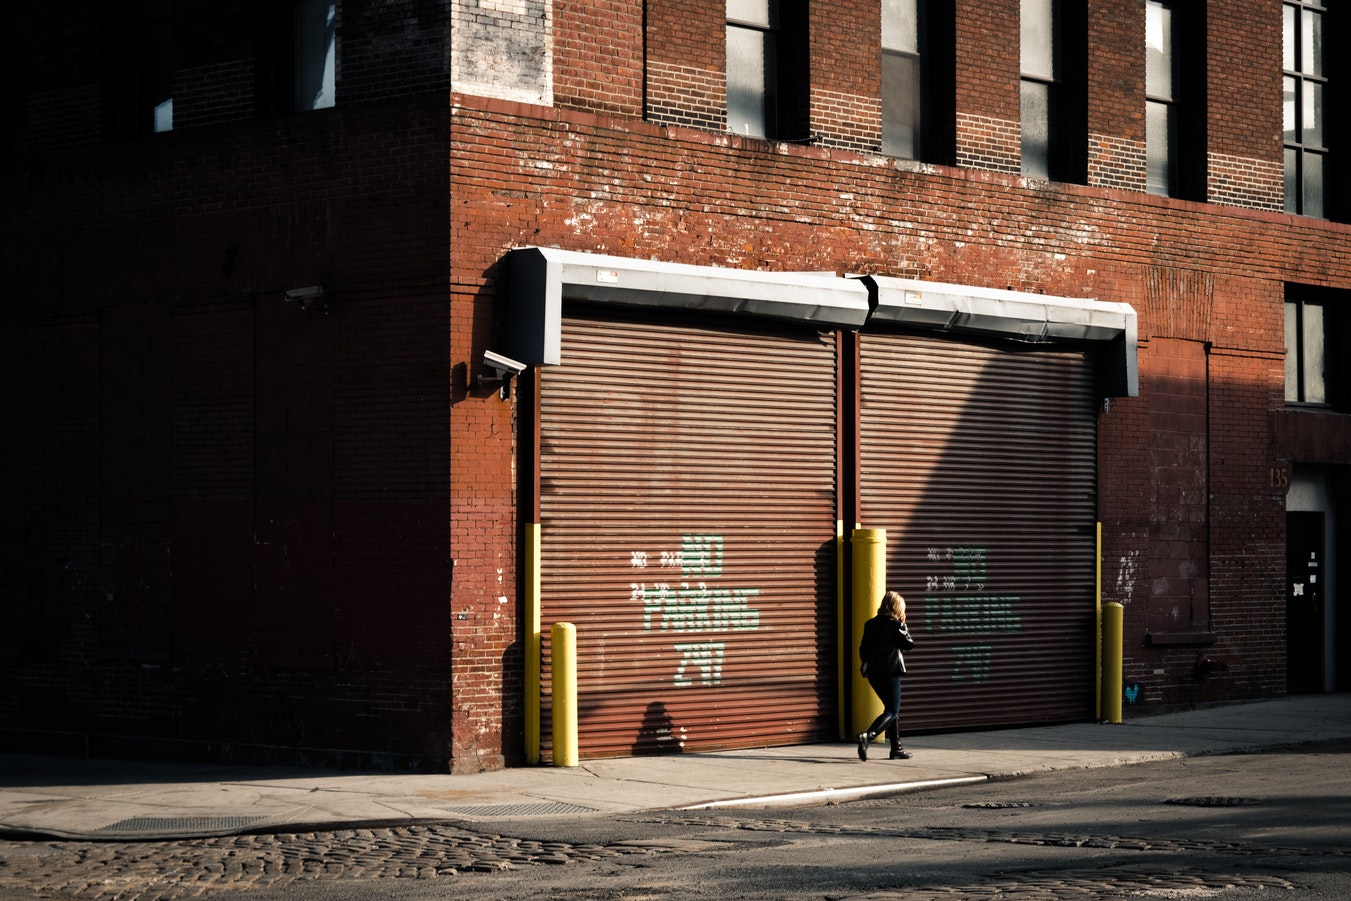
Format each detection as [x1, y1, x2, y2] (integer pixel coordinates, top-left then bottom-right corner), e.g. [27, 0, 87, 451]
[0, 824, 718, 900]
[652, 811, 1351, 858]
[0, 811, 1328, 899]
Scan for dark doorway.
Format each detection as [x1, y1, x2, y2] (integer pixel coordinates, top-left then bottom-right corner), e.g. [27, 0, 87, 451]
[1287, 511, 1326, 693]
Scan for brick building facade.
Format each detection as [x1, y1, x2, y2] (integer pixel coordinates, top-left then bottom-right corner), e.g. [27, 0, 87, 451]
[2, 1, 1347, 773]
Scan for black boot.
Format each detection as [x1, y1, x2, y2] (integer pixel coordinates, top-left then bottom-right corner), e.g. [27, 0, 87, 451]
[888, 723, 911, 760]
[856, 731, 871, 761]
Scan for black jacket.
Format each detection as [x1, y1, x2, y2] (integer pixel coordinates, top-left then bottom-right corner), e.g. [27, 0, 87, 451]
[860, 615, 914, 676]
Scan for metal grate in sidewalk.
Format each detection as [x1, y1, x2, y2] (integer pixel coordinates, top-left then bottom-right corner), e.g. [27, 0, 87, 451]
[442, 801, 598, 817]
[97, 816, 265, 834]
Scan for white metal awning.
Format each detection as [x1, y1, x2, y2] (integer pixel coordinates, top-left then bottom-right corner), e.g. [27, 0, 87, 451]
[503, 247, 1139, 397]
[503, 247, 871, 366]
[862, 275, 1139, 396]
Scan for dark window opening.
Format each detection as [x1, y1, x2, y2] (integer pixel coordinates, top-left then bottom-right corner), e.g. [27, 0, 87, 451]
[2, 4, 29, 155]
[1021, 0, 1059, 179]
[726, 0, 807, 141]
[1285, 0, 1327, 217]
[883, 0, 955, 164]
[256, 0, 336, 118]
[1146, 0, 1205, 199]
[295, 0, 336, 111]
[1287, 286, 1351, 408]
[102, 0, 174, 138]
[1145, 0, 1176, 195]
[1021, 0, 1085, 182]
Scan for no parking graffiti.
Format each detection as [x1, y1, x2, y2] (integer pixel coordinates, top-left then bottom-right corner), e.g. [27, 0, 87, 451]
[923, 546, 1022, 685]
[630, 534, 762, 687]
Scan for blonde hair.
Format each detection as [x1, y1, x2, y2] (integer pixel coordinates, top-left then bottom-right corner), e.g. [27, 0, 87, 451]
[878, 590, 906, 620]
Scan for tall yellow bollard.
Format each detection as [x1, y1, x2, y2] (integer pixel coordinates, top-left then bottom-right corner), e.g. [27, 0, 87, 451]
[551, 622, 579, 766]
[836, 523, 847, 740]
[525, 523, 542, 765]
[1094, 522, 1102, 722]
[851, 529, 886, 736]
[1101, 602, 1123, 724]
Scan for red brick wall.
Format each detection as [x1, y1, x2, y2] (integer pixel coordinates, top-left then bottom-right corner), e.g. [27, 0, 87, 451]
[555, 0, 644, 116]
[2, 113, 457, 765]
[628, 0, 1289, 202]
[21, 2, 102, 151]
[8, 1, 1351, 772]
[447, 251, 520, 774]
[175, 3, 255, 129]
[2, 0, 457, 769]
[1086, 0, 1146, 190]
[644, 0, 725, 131]
[1208, 0, 1282, 164]
[955, 2, 1020, 173]
[340, 0, 451, 103]
[449, 82, 1351, 721]
[1206, 0, 1284, 209]
[810, 0, 881, 153]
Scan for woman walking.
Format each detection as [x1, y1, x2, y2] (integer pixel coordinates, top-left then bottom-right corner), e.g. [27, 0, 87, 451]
[857, 590, 914, 761]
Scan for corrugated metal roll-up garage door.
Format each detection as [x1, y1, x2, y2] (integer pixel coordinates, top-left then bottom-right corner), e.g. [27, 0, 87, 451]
[859, 332, 1098, 731]
[539, 311, 840, 759]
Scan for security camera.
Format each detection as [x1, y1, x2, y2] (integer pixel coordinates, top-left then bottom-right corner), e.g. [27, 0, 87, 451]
[283, 285, 325, 302]
[483, 349, 527, 376]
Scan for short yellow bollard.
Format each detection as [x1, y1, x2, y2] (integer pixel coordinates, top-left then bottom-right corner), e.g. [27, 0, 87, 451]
[551, 621, 579, 766]
[1101, 602, 1123, 724]
[851, 529, 886, 737]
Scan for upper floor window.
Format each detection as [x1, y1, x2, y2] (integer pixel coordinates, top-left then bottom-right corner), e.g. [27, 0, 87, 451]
[102, 0, 174, 137]
[1020, 0, 1059, 178]
[1020, 0, 1084, 181]
[882, 0, 955, 163]
[295, 0, 337, 111]
[2, 4, 29, 154]
[883, 0, 923, 158]
[1145, 0, 1177, 195]
[257, 0, 337, 117]
[1287, 296, 1328, 404]
[1286, 287, 1351, 408]
[726, 0, 807, 141]
[1285, 0, 1327, 217]
[148, 0, 173, 131]
[726, 0, 779, 138]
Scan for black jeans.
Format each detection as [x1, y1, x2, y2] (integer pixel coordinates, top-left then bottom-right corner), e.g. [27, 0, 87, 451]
[864, 673, 903, 744]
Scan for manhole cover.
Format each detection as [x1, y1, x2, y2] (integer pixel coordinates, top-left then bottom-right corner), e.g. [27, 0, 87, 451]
[963, 801, 1035, 809]
[443, 801, 598, 817]
[1163, 797, 1260, 807]
[97, 816, 265, 833]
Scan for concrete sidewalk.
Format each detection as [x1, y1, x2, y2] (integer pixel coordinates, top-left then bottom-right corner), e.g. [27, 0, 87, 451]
[3, 694, 1348, 842]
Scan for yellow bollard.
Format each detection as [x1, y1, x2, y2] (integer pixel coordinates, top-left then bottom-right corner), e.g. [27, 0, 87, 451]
[1101, 602, 1123, 724]
[525, 523, 542, 765]
[836, 524, 847, 740]
[1094, 522, 1102, 722]
[551, 622, 579, 766]
[851, 529, 886, 737]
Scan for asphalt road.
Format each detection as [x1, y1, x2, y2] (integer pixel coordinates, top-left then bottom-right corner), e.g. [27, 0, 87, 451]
[2, 740, 1348, 900]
